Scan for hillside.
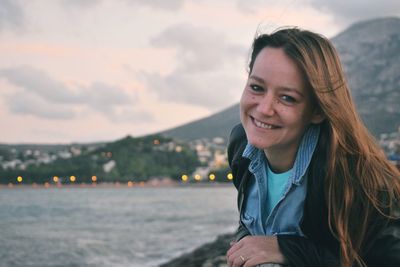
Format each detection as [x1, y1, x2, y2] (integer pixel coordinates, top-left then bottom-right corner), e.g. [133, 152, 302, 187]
[0, 134, 200, 184]
[333, 17, 400, 136]
[162, 17, 400, 141]
[161, 104, 239, 142]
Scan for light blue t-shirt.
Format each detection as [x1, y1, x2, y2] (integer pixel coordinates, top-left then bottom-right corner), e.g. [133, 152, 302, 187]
[266, 165, 292, 216]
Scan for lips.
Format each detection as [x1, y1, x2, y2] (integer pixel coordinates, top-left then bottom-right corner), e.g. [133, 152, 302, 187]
[251, 116, 281, 129]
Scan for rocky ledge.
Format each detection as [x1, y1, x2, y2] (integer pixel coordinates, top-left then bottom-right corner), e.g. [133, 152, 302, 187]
[159, 232, 235, 267]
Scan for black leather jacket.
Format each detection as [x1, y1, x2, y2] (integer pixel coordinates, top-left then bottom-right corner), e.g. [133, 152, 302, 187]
[228, 124, 400, 267]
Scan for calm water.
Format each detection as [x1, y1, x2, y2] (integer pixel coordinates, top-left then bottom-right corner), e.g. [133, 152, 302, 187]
[0, 186, 238, 267]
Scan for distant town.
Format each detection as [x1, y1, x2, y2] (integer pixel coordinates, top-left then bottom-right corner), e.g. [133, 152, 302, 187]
[378, 127, 400, 167]
[0, 134, 232, 187]
[1, 127, 399, 188]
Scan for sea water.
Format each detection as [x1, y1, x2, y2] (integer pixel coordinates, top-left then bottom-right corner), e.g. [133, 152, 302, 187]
[0, 186, 238, 267]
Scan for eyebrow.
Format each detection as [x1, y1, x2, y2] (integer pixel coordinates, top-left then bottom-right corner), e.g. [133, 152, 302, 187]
[249, 75, 265, 84]
[249, 75, 305, 97]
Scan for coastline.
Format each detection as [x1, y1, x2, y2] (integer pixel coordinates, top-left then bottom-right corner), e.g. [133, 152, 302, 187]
[159, 232, 235, 267]
[0, 181, 234, 190]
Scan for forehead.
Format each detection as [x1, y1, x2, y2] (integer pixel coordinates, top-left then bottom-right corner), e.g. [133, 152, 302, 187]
[251, 47, 306, 92]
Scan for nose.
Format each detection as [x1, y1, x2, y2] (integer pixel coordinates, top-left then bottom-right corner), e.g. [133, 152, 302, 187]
[256, 93, 276, 116]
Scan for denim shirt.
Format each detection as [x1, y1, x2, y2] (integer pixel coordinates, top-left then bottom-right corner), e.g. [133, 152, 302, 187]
[241, 124, 320, 236]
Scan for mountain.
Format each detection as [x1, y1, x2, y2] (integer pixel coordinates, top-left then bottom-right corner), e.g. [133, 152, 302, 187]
[332, 17, 400, 136]
[161, 104, 239, 142]
[162, 17, 400, 141]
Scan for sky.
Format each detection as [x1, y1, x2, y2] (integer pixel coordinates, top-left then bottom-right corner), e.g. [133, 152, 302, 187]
[1, 0, 399, 144]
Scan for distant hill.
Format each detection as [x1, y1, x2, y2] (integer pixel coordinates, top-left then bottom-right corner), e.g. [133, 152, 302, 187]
[0, 142, 105, 154]
[161, 104, 239, 142]
[333, 17, 400, 137]
[0, 134, 200, 184]
[162, 17, 400, 141]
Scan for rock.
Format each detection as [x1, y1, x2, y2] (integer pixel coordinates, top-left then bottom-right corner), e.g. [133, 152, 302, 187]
[159, 233, 235, 267]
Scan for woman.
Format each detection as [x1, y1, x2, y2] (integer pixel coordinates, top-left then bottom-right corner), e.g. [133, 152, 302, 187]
[226, 28, 400, 267]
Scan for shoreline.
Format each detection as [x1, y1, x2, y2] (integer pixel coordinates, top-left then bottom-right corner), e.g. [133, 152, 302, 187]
[0, 181, 234, 190]
[159, 232, 235, 267]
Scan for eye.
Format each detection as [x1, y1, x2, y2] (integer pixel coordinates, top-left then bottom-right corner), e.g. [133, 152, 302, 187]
[249, 84, 264, 92]
[280, 95, 296, 103]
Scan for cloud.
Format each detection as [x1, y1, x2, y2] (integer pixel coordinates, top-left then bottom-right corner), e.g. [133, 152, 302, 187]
[308, 0, 400, 23]
[235, 0, 285, 14]
[140, 71, 243, 108]
[142, 23, 246, 110]
[1, 65, 81, 103]
[8, 91, 76, 120]
[83, 82, 131, 114]
[123, 0, 185, 10]
[0, 0, 24, 31]
[0, 65, 153, 122]
[62, 0, 102, 8]
[150, 23, 245, 72]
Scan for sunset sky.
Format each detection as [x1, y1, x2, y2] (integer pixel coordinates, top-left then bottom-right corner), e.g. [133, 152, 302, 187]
[1, 0, 399, 144]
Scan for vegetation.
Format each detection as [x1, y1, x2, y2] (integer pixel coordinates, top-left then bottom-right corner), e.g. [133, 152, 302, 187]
[0, 135, 200, 184]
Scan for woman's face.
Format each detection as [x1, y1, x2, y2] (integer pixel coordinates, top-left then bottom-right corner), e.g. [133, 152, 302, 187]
[240, 47, 322, 158]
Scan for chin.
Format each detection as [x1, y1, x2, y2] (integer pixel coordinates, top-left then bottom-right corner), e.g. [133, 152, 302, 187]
[246, 135, 270, 150]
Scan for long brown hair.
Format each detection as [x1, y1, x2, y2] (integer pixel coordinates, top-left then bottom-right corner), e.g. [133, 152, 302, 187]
[248, 28, 400, 266]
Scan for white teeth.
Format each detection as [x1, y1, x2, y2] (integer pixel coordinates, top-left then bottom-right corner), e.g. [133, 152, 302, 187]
[254, 119, 276, 129]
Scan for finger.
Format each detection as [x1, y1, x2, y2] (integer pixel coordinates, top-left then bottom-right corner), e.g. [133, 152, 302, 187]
[227, 239, 243, 257]
[226, 252, 235, 267]
[226, 257, 232, 267]
[227, 250, 244, 267]
[226, 251, 236, 266]
[243, 256, 266, 267]
[232, 256, 246, 267]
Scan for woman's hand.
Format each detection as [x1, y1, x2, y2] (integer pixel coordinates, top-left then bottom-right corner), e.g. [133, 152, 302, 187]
[226, 236, 286, 267]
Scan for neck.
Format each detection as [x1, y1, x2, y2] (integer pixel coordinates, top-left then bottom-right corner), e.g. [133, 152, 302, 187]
[264, 147, 297, 173]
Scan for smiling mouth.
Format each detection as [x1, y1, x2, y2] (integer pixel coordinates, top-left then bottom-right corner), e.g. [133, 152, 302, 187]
[251, 117, 280, 129]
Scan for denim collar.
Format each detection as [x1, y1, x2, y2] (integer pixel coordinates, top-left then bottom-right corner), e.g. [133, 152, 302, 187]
[242, 124, 320, 185]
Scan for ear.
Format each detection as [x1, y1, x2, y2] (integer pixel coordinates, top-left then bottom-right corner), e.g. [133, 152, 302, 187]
[310, 109, 325, 124]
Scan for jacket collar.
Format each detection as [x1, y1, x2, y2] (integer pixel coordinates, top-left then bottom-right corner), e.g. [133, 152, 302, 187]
[241, 124, 320, 186]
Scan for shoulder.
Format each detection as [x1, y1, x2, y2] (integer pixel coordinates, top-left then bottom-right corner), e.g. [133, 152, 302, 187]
[227, 124, 250, 189]
[364, 207, 400, 266]
[227, 124, 247, 166]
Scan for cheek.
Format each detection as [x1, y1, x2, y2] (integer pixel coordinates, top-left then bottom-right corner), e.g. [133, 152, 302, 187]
[277, 105, 293, 119]
[278, 106, 308, 126]
[240, 91, 251, 108]
[277, 105, 287, 113]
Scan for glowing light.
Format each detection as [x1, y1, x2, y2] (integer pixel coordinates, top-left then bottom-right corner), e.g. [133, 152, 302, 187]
[127, 181, 133, 187]
[17, 176, 23, 183]
[227, 173, 233, 180]
[194, 174, 201, 181]
[175, 146, 182, 152]
[181, 174, 188, 182]
[153, 139, 160, 145]
[91, 175, 97, 182]
[102, 152, 112, 158]
[209, 173, 216, 181]
[70, 175, 76, 182]
[53, 176, 59, 183]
